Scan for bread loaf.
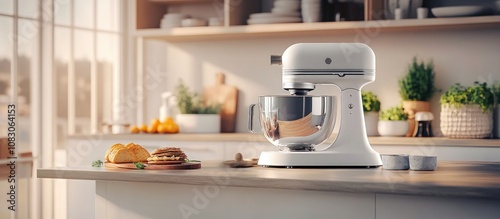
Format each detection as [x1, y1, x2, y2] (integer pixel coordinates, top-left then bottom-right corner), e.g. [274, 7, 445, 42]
[105, 143, 124, 162]
[104, 143, 150, 163]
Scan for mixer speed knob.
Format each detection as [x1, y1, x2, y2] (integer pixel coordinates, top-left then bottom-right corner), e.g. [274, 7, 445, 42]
[348, 103, 354, 109]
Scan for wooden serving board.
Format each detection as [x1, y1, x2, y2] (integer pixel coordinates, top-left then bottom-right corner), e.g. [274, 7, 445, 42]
[203, 73, 238, 133]
[105, 162, 201, 170]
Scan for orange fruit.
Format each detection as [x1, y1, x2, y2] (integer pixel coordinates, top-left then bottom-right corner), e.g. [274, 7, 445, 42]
[130, 125, 140, 134]
[157, 124, 167, 134]
[165, 122, 179, 133]
[147, 125, 158, 134]
[151, 118, 161, 127]
[163, 117, 175, 125]
[140, 124, 148, 133]
[148, 118, 161, 134]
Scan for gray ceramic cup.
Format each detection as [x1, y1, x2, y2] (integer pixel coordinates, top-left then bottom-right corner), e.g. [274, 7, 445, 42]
[409, 155, 437, 171]
[381, 154, 410, 170]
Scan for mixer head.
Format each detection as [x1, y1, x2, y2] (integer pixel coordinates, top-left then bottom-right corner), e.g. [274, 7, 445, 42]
[272, 43, 376, 93]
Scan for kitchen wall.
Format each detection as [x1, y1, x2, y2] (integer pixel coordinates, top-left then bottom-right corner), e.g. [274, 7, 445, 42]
[143, 26, 500, 134]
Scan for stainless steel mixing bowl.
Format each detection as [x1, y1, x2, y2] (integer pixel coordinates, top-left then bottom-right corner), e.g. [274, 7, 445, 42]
[248, 95, 336, 150]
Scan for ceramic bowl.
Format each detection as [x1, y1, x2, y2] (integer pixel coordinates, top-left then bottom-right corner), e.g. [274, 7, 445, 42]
[181, 18, 208, 27]
[381, 154, 410, 170]
[409, 155, 437, 171]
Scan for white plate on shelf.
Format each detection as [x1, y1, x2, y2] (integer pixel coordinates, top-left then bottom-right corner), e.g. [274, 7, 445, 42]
[432, 6, 490, 18]
[247, 17, 302, 25]
[249, 13, 300, 19]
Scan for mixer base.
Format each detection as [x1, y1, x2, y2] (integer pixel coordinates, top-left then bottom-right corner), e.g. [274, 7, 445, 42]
[258, 151, 382, 167]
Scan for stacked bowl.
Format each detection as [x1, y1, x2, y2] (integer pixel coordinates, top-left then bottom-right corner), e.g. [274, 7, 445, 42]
[160, 13, 188, 29]
[248, 0, 302, 25]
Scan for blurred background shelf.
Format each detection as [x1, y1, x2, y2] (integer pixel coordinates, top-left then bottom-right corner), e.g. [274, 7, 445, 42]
[134, 15, 500, 41]
[69, 133, 500, 147]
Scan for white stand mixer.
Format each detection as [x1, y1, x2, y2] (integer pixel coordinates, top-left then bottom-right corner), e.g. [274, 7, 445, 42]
[251, 43, 382, 167]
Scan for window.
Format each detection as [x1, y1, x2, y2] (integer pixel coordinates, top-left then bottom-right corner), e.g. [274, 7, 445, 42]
[54, 0, 122, 142]
[0, 0, 126, 218]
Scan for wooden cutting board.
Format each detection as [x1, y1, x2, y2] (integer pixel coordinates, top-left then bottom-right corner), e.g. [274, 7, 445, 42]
[105, 162, 201, 170]
[203, 73, 238, 133]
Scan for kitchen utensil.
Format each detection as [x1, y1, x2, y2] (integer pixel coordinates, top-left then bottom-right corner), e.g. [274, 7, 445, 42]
[248, 43, 382, 167]
[203, 73, 238, 133]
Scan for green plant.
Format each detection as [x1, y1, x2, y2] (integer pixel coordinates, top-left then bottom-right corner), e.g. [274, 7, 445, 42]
[379, 105, 408, 121]
[91, 160, 103, 167]
[399, 57, 437, 101]
[175, 80, 222, 114]
[362, 90, 381, 112]
[440, 82, 494, 112]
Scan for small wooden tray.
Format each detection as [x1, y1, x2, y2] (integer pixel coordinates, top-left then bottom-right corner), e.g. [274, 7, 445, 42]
[105, 162, 201, 170]
[222, 159, 258, 168]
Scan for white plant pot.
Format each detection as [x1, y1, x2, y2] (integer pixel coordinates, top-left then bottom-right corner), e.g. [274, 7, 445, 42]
[176, 114, 221, 133]
[378, 120, 409, 137]
[364, 111, 379, 136]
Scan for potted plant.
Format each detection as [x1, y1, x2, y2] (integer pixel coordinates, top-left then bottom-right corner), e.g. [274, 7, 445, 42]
[175, 80, 222, 133]
[362, 90, 381, 136]
[378, 105, 409, 137]
[493, 82, 500, 139]
[399, 57, 437, 137]
[440, 82, 494, 139]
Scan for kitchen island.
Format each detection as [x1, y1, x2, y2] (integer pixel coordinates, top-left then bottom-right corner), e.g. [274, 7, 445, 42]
[39, 161, 500, 219]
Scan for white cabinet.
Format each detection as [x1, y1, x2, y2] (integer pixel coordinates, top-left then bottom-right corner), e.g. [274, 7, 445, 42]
[376, 194, 500, 219]
[96, 181, 376, 219]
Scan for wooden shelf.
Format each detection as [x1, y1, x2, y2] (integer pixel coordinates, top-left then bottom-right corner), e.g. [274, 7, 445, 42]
[148, 0, 212, 4]
[69, 133, 500, 147]
[134, 15, 500, 41]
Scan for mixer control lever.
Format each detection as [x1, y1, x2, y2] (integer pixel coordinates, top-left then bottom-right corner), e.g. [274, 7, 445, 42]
[270, 55, 282, 65]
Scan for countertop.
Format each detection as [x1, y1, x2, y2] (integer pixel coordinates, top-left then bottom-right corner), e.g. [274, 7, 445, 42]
[38, 161, 500, 199]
